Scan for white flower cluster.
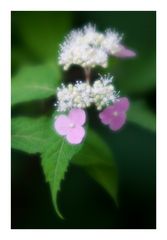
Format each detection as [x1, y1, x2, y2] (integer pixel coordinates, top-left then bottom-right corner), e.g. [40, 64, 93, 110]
[55, 75, 119, 112]
[58, 24, 123, 70]
[55, 81, 93, 112]
[92, 75, 119, 110]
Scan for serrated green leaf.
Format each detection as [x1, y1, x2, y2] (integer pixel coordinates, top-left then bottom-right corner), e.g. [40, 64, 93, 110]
[41, 135, 82, 219]
[128, 101, 156, 132]
[11, 117, 49, 154]
[11, 64, 60, 106]
[72, 129, 118, 205]
[11, 115, 83, 218]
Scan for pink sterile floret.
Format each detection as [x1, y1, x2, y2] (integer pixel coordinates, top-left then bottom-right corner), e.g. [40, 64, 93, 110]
[99, 97, 130, 131]
[115, 45, 136, 58]
[54, 108, 86, 144]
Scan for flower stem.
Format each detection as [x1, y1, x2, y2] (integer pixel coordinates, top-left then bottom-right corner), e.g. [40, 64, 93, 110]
[84, 67, 91, 83]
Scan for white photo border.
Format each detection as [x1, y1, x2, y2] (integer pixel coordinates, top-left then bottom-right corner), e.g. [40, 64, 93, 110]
[0, 0, 166, 239]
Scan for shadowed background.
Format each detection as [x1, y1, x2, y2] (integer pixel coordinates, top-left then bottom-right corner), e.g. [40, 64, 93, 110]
[11, 11, 156, 229]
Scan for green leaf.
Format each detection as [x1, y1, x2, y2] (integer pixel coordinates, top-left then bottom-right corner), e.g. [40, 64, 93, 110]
[11, 117, 49, 154]
[72, 129, 118, 205]
[41, 135, 82, 219]
[11, 115, 83, 218]
[40, 113, 83, 219]
[128, 101, 156, 132]
[11, 64, 60, 106]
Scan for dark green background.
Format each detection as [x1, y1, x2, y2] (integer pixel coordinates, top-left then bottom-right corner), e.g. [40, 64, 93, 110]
[11, 11, 156, 229]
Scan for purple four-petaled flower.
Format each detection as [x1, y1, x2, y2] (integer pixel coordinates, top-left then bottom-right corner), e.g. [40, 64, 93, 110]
[99, 97, 130, 131]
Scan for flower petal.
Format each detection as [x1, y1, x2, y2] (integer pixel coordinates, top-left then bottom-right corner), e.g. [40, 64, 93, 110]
[66, 126, 85, 144]
[109, 112, 126, 131]
[114, 97, 130, 112]
[54, 115, 71, 136]
[115, 45, 136, 58]
[99, 106, 114, 125]
[68, 108, 86, 126]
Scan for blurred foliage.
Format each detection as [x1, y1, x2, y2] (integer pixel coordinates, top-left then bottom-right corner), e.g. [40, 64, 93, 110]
[12, 117, 49, 153]
[128, 101, 156, 132]
[11, 12, 72, 66]
[73, 129, 118, 204]
[12, 64, 60, 105]
[11, 11, 156, 228]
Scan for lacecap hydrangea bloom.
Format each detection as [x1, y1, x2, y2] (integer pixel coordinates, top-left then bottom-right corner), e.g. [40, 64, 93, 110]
[54, 23, 136, 144]
[58, 24, 136, 70]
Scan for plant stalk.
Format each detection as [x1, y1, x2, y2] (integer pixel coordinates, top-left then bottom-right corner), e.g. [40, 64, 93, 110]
[84, 67, 91, 83]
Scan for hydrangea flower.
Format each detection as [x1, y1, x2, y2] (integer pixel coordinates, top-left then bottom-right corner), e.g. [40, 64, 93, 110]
[58, 24, 136, 70]
[54, 108, 86, 144]
[99, 97, 130, 131]
[55, 75, 119, 112]
[55, 23, 135, 144]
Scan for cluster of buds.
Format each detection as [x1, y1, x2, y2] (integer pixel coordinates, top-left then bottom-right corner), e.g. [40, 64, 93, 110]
[55, 75, 119, 112]
[55, 81, 92, 112]
[92, 75, 119, 110]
